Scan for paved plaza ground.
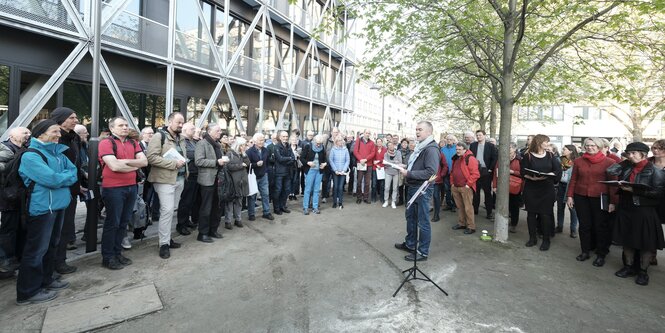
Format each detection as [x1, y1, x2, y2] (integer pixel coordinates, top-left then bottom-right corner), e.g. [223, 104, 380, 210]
[1, 195, 664, 332]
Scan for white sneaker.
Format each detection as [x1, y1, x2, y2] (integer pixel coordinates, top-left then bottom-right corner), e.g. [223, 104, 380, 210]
[382, 202, 389, 208]
[391, 202, 397, 209]
[121, 237, 132, 249]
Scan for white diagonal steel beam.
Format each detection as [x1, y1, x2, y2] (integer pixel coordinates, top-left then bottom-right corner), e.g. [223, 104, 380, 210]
[1, 42, 88, 141]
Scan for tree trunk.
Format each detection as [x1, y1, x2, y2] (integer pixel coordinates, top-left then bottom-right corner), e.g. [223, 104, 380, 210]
[479, 117, 487, 133]
[494, 0, 517, 243]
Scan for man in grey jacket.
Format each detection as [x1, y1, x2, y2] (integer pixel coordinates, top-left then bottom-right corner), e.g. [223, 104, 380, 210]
[195, 123, 226, 243]
[394, 121, 440, 262]
[146, 113, 187, 259]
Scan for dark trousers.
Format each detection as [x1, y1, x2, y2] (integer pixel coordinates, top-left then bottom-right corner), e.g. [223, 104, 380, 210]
[198, 184, 221, 235]
[290, 168, 301, 196]
[473, 174, 493, 214]
[144, 182, 161, 221]
[16, 210, 64, 301]
[177, 174, 200, 226]
[55, 197, 76, 265]
[300, 167, 306, 195]
[432, 184, 442, 218]
[509, 194, 522, 226]
[527, 211, 553, 241]
[443, 175, 455, 208]
[356, 169, 371, 200]
[101, 185, 137, 260]
[398, 184, 405, 204]
[274, 174, 291, 212]
[574, 194, 611, 255]
[371, 169, 384, 202]
[322, 167, 332, 199]
[0, 210, 23, 260]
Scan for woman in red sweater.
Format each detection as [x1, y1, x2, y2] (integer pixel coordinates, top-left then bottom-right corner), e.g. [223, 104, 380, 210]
[372, 138, 386, 203]
[566, 137, 617, 266]
[492, 142, 522, 233]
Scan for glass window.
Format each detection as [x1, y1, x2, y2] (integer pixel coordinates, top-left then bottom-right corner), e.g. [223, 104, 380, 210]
[214, 7, 226, 46]
[62, 81, 116, 128]
[0, 65, 9, 133]
[123, 91, 170, 129]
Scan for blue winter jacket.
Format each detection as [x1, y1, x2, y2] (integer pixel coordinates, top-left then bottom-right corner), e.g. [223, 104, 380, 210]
[441, 144, 456, 173]
[328, 145, 350, 173]
[19, 138, 78, 216]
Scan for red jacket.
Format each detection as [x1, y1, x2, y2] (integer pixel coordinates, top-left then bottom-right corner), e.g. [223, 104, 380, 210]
[435, 152, 449, 184]
[373, 145, 386, 170]
[353, 137, 376, 167]
[492, 156, 521, 188]
[567, 156, 617, 201]
[451, 150, 480, 191]
[606, 152, 621, 163]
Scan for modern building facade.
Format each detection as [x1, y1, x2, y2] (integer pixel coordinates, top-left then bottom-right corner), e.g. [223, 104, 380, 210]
[340, 80, 418, 139]
[0, 0, 357, 139]
[513, 103, 663, 149]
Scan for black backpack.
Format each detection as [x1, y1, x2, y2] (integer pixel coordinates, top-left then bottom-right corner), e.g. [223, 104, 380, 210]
[0, 148, 47, 220]
[98, 136, 145, 184]
[217, 165, 236, 202]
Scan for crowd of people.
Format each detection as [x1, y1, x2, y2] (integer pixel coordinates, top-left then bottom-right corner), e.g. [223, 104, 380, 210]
[1, 108, 663, 305]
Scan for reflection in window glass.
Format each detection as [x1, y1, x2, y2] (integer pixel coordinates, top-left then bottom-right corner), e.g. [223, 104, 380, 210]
[63, 81, 116, 128]
[0, 65, 9, 133]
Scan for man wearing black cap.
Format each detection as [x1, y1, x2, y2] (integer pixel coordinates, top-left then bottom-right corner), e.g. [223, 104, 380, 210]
[50, 107, 81, 275]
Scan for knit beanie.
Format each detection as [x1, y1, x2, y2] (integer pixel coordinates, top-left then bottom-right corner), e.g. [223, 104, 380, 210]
[50, 107, 76, 125]
[31, 119, 59, 138]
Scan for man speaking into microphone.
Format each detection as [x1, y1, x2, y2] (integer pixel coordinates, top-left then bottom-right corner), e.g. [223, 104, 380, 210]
[394, 121, 440, 261]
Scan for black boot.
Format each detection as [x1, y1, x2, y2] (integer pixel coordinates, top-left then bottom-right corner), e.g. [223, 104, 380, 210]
[615, 266, 637, 278]
[525, 237, 537, 247]
[539, 238, 550, 251]
[635, 269, 649, 286]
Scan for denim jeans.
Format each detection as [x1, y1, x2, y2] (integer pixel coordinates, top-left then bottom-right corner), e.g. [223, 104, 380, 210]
[332, 173, 346, 205]
[405, 185, 433, 256]
[16, 209, 64, 301]
[274, 173, 291, 212]
[303, 169, 323, 210]
[557, 182, 578, 232]
[248, 173, 271, 217]
[101, 185, 138, 260]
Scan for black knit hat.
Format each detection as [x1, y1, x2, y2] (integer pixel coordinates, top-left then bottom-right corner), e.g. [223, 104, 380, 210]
[50, 107, 76, 125]
[625, 142, 650, 154]
[31, 119, 59, 138]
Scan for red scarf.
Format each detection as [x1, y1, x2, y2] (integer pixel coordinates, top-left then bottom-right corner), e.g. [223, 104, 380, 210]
[582, 152, 606, 164]
[629, 159, 649, 182]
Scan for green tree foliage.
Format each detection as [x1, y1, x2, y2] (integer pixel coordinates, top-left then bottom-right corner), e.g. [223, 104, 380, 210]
[348, 0, 663, 242]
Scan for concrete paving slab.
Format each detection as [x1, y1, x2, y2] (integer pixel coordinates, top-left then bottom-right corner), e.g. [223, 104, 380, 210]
[41, 284, 162, 333]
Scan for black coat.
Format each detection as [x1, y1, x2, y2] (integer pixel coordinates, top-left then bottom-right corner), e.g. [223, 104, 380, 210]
[470, 141, 498, 173]
[300, 144, 327, 174]
[59, 129, 81, 195]
[273, 142, 295, 176]
[608, 161, 665, 206]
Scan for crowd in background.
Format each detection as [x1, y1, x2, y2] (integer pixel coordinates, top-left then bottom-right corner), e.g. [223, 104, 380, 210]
[1, 108, 664, 305]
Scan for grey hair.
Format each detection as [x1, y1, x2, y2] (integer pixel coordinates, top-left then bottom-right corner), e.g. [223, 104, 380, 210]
[231, 137, 247, 152]
[252, 132, 265, 141]
[314, 134, 324, 143]
[456, 142, 469, 150]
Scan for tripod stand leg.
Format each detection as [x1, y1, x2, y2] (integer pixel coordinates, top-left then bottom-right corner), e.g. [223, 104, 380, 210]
[392, 268, 416, 297]
[415, 267, 448, 296]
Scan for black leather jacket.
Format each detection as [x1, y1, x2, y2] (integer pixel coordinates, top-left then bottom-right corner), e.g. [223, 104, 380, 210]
[607, 161, 665, 206]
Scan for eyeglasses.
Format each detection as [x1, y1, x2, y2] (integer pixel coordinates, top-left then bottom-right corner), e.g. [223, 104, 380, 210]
[584, 144, 597, 148]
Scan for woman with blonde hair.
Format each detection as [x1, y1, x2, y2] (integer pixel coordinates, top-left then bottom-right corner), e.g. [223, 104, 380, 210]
[224, 137, 250, 229]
